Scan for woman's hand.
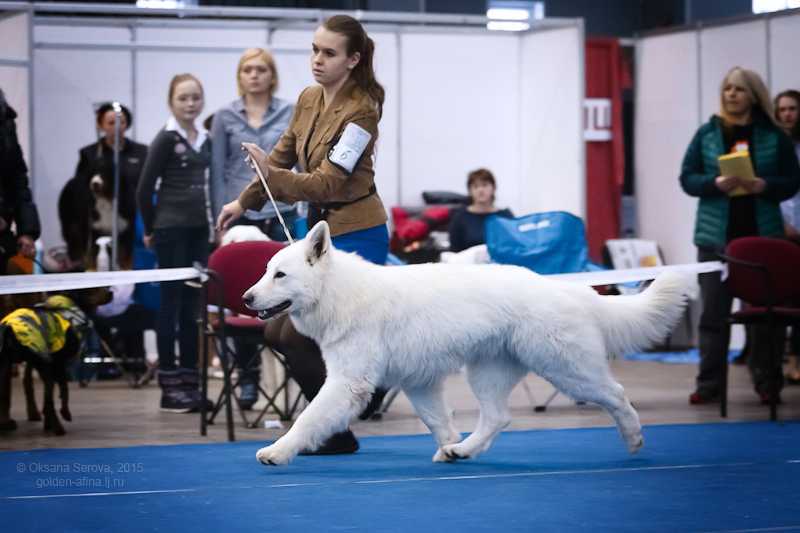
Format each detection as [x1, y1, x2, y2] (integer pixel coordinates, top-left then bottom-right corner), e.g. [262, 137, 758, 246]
[216, 200, 244, 232]
[241, 142, 269, 175]
[741, 177, 766, 194]
[17, 235, 35, 259]
[715, 175, 741, 193]
[143, 234, 154, 249]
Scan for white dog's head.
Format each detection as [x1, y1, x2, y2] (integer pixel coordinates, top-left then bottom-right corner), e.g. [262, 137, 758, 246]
[242, 221, 332, 320]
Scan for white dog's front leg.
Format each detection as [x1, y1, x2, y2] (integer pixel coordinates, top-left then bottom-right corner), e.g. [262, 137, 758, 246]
[403, 383, 461, 462]
[256, 378, 368, 466]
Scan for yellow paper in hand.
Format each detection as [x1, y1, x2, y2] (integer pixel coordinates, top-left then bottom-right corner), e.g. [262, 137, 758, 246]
[718, 150, 756, 197]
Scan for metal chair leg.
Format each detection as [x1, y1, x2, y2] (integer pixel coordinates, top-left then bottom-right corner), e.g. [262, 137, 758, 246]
[534, 390, 559, 413]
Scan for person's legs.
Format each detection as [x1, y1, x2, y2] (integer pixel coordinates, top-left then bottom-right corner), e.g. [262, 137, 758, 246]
[153, 228, 183, 371]
[154, 228, 203, 412]
[747, 324, 785, 403]
[225, 218, 265, 406]
[786, 327, 800, 383]
[692, 248, 734, 403]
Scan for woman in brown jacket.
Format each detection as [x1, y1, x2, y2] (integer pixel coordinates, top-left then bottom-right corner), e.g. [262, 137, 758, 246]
[217, 15, 389, 454]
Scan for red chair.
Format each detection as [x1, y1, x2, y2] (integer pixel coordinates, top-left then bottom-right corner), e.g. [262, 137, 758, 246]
[719, 237, 800, 420]
[200, 241, 302, 441]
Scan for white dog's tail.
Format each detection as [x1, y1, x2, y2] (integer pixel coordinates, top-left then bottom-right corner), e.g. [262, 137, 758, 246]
[595, 271, 690, 357]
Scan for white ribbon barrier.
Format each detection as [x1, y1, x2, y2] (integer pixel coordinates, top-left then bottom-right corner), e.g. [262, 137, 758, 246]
[549, 261, 725, 285]
[0, 267, 202, 295]
[0, 261, 725, 297]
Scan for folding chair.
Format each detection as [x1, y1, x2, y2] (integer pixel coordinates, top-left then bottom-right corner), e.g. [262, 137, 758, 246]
[718, 237, 800, 421]
[200, 241, 302, 441]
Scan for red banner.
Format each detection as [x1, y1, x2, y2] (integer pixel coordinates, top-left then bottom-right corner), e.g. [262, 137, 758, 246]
[585, 38, 626, 262]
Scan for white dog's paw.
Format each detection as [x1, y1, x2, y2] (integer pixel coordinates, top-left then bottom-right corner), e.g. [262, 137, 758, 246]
[440, 443, 471, 461]
[256, 443, 294, 466]
[627, 434, 644, 455]
[433, 448, 457, 463]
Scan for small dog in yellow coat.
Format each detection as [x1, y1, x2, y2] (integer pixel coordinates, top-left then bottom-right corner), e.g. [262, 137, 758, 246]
[0, 292, 105, 435]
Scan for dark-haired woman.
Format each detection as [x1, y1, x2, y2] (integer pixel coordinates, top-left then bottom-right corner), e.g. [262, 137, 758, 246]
[217, 15, 389, 455]
[60, 102, 147, 267]
[448, 168, 513, 253]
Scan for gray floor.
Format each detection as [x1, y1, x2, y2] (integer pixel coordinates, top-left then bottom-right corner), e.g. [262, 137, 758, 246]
[2, 359, 799, 451]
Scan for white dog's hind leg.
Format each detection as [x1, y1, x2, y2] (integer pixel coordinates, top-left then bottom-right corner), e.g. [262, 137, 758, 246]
[404, 382, 461, 463]
[256, 377, 369, 466]
[441, 359, 526, 461]
[543, 361, 643, 454]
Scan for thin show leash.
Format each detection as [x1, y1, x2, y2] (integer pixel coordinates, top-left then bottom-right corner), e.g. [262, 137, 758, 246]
[245, 153, 295, 245]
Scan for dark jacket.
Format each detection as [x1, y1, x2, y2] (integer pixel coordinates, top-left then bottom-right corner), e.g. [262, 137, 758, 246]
[58, 139, 147, 260]
[0, 91, 40, 240]
[73, 139, 148, 219]
[137, 126, 211, 234]
[449, 207, 514, 253]
[680, 114, 800, 250]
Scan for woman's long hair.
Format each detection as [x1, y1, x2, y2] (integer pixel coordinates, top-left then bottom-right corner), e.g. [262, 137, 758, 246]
[718, 66, 776, 126]
[323, 15, 385, 118]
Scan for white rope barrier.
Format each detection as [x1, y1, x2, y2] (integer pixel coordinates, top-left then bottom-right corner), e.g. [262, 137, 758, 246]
[0, 267, 202, 295]
[549, 261, 725, 286]
[0, 261, 725, 297]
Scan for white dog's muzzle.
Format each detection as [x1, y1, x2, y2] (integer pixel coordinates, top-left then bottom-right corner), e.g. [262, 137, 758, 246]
[255, 300, 292, 320]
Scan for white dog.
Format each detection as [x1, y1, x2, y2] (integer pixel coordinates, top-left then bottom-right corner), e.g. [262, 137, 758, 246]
[243, 222, 688, 466]
[220, 224, 270, 246]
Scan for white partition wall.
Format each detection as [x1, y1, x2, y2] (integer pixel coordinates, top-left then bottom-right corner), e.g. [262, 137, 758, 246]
[699, 20, 769, 119]
[21, 6, 582, 250]
[0, 10, 31, 178]
[768, 14, 800, 93]
[33, 48, 133, 247]
[399, 32, 520, 209]
[636, 9, 800, 267]
[635, 31, 700, 266]
[519, 26, 584, 218]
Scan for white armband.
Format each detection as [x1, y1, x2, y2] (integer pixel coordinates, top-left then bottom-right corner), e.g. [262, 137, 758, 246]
[328, 122, 372, 174]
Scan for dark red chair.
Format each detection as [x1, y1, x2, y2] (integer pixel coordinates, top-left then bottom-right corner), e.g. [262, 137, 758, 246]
[200, 241, 302, 441]
[719, 237, 800, 420]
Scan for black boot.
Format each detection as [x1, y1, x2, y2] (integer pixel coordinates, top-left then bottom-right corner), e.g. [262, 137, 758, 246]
[359, 387, 388, 420]
[158, 369, 200, 413]
[299, 430, 360, 456]
[237, 370, 259, 411]
[275, 316, 360, 454]
[177, 368, 213, 411]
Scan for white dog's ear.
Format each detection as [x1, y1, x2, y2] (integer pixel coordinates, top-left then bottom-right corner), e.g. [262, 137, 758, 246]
[304, 221, 331, 265]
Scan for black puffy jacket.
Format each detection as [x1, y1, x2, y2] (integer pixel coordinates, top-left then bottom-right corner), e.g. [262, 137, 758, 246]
[0, 90, 40, 240]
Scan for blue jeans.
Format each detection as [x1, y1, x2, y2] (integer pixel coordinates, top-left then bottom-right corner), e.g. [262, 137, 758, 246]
[331, 224, 389, 265]
[153, 226, 209, 370]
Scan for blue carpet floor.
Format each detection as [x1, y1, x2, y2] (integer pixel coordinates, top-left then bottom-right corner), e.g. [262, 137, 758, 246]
[2, 422, 799, 532]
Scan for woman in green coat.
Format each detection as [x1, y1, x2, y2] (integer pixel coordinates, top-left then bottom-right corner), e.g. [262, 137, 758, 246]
[680, 66, 800, 405]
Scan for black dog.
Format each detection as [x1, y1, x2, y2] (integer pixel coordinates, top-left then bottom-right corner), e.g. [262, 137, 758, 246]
[0, 291, 109, 435]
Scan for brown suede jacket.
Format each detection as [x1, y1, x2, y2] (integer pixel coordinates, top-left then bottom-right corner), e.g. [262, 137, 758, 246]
[238, 79, 387, 237]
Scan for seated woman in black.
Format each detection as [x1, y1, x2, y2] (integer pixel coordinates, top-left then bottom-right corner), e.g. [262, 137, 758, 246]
[448, 168, 513, 252]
